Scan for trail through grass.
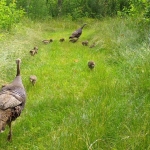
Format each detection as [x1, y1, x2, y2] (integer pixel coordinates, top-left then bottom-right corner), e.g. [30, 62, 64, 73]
[0, 17, 150, 150]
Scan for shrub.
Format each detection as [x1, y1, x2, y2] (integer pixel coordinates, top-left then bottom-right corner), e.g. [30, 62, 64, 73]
[117, 0, 150, 22]
[0, 0, 25, 30]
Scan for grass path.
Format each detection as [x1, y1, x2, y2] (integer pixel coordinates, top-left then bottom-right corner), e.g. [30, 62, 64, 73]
[0, 18, 149, 150]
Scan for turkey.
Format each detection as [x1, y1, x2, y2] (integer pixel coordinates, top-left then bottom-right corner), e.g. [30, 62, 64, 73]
[42, 39, 53, 44]
[89, 42, 96, 48]
[29, 46, 38, 56]
[29, 50, 36, 56]
[69, 24, 87, 39]
[0, 59, 26, 141]
[69, 38, 78, 43]
[59, 38, 65, 42]
[88, 61, 95, 70]
[82, 40, 89, 46]
[33, 46, 38, 54]
[29, 75, 37, 86]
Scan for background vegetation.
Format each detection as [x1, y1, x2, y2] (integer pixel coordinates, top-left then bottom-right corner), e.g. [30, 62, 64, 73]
[0, 0, 150, 30]
[0, 0, 150, 149]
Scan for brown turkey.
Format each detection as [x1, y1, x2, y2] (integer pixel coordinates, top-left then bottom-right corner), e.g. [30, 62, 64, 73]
[89, 42, 96, 48]
[29, 50, 36, 56]
[42, 39, 53, 44]
[33, 46, 38, 54]
[69, 24, 87, 39]
[59, 38, 65, 42]
[69, 38, 78, 43]
[29, 75, 37, 86]
[29, 46, 38, 56]
[82, 40, 89, 46]
[0, 59, 26, 141]
[88, 61, 95, 70]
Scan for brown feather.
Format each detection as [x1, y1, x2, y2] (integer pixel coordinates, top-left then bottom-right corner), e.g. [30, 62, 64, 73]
[0, 92, 22, 110]
[0, 109, 11, 132]
[42, 39, 53, 44]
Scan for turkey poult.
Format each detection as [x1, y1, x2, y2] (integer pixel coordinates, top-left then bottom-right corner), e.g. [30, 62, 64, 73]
[0, 59, 26, 141]
[33, 46, 38, 53]
[30, 50, 36, 56]
[69, 24, 87, 39]
[69, 38, 78, 43]
[82, 41, 89, 46]
[59, 38, 65, 42]
[89, 42, 96, 48]
[88, 61, 95, 70]
[42, 39, 53, 44]
[29, 75, 37, 86]
[29, 46, 38, 56]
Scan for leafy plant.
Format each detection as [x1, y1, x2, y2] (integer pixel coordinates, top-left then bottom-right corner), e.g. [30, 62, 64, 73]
[0, 0, 25, 30]
[117, 0, 150, 22]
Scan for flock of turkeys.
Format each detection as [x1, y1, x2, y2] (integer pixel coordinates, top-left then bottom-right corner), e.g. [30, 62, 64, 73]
[0, 24, 96, 141]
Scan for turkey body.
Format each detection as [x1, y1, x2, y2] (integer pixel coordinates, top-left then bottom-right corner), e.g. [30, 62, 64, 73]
[69, 38, 78, 43]
[42, 39, 53, 44]
[69, 24, 87, 39]
[59, 38, 65, 42]
[0, 59, 26, 141]
[30, 75, 37, 86]
[30, 46, 38, 56]
[88, 61, 95, 70]
[82, 40, 89, 46]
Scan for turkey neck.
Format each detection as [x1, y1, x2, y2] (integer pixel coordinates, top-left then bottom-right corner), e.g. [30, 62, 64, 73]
[81, 24, 86, 29]
[16, 61, 20, 76]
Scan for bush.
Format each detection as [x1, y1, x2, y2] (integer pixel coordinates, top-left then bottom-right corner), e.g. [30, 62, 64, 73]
[117, 0, 150, 22]
[0, 0, 25, 30]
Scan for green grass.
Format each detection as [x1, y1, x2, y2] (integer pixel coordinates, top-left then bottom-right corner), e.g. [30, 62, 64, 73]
[0, 17, 150, 150]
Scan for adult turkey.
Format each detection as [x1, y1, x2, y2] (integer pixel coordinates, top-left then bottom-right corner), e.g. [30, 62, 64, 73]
[69, 23, 87, 39]
[0, 59, 26, 141]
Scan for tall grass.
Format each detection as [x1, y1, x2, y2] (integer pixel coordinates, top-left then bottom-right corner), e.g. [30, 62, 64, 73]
[0, 17, 149, 150]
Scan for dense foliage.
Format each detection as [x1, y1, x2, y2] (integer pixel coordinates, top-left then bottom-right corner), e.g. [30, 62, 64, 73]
[0, 0, 24, 30]
[0, 0, 149, 30]
[5, 0, 150, 19]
